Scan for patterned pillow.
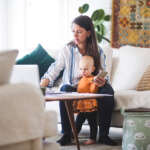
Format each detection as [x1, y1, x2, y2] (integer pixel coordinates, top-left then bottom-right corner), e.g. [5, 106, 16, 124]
[136, 65, 150, 91]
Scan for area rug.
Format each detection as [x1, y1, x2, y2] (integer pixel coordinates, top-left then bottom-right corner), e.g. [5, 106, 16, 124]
[111, 0, 150, 48]
[47, 136, 122, 150]
[46, 127, 122, 150]
[60, 144, 121, 150]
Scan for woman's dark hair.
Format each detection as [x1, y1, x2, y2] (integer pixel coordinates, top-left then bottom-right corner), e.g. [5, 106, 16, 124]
[68, 15, 101, 75]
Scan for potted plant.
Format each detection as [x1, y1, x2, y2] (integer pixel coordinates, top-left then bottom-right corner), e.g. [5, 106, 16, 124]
[78, 3, 111, 43]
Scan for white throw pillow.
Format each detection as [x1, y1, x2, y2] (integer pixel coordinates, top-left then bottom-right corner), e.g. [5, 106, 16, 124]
[0, 50, 18, 85]
[111, 46, 150, 90]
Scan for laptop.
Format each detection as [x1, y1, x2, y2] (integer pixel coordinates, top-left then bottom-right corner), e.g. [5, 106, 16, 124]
[10, 65, 40, 88]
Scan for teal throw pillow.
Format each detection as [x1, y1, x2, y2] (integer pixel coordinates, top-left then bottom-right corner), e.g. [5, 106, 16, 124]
[16, 44, 55, 78]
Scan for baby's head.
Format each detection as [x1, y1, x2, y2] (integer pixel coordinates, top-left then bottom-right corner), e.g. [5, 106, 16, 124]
[79, 55, 95, 77]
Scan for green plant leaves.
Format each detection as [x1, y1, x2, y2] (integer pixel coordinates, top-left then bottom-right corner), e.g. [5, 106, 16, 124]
[104, 15, 111, 21]
[78, 4, 110, 43]
[91, 9, 105, 21]
[95, 24, 105, 43]
[95, 24, 105, 35]
[96, 32, 103, 43]
[78, 4, 89, 14]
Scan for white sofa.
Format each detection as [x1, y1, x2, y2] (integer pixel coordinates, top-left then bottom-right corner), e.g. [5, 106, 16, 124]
[0, 83, 60, 150]
[46, 45, 150, 127]
[0, 50, 59, 150]
[11, 45, 150, 128]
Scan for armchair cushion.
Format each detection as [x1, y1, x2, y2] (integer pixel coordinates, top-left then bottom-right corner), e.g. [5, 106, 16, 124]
[0, 50, 18, 85]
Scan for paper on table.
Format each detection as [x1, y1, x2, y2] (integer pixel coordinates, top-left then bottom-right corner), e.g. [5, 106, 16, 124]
[45, 91, 112, 100]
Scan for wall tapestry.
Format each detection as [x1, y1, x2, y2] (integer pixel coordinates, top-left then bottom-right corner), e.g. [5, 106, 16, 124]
[111, 0, 150, 48]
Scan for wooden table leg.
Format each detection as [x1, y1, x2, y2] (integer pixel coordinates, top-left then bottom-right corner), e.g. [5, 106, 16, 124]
[65, 100, 80, 150]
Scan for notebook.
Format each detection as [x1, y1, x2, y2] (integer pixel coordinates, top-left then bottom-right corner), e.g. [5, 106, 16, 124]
[10, 65, 40, 88]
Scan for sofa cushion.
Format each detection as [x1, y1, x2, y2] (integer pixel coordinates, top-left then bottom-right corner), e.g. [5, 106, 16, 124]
[114, 90, 150, 110]
[0, 50, 18, 85]
[16, 44, 55, 78]
[111, 46, 150, 90]
[136, 65, 150, 91]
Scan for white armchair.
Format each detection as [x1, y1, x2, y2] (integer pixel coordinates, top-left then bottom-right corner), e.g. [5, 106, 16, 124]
[0, 83, 59, 150]
[0, 50, 59, 150]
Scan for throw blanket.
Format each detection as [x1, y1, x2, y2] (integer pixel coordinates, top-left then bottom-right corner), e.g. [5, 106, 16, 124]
[111, 0, 150, 48]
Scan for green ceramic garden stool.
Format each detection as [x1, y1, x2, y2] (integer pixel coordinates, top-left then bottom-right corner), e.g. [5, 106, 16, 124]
[122, 110, 150, 150]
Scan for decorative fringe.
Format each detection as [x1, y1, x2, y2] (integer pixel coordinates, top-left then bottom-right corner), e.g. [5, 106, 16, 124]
[111, 0, 120, 48]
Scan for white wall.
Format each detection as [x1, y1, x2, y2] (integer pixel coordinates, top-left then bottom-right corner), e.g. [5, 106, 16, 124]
[0, 0, 8, 50]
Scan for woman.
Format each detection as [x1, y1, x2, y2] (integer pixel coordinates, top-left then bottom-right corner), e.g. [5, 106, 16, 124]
[40, 15, 116, 146]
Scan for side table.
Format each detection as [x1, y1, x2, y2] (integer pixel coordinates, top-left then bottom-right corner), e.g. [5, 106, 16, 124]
[122, 108, 150, 150]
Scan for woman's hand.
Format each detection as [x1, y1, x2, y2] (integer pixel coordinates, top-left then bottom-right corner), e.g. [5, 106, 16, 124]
[40, 78, 50, 87]
[93, 76, 106, 87]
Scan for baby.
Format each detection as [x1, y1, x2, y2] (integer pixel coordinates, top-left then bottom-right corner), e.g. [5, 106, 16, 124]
[73, 55, 99, 145]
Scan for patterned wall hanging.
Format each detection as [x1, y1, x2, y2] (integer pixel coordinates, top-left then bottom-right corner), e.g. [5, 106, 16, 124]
[111, 0, 150, 48]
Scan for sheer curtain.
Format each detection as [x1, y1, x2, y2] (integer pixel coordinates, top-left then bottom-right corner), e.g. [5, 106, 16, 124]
[25, 0, 71, 50]
[3, 0, 111, 57]
[7, 0, 81, 57]
[25, 0, 111, 50]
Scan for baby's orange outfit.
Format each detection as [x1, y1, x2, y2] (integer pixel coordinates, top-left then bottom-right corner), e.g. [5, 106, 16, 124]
[73, 76, 98, 112]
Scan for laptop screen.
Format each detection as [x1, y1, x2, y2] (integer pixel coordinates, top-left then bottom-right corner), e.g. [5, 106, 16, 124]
[10, 65, 40, 88]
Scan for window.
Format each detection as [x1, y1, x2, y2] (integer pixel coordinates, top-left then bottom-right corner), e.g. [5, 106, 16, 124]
[1, 0, 111, 57]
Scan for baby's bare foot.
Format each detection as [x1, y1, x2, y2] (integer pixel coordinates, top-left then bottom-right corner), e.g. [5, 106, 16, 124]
[84, 139, 96, 145]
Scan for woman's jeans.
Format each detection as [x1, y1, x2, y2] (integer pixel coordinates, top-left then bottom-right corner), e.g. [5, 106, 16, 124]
[59, 83, 114, 138]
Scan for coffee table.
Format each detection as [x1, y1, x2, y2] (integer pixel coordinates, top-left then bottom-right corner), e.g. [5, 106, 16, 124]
[45, 92, 112, 150]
